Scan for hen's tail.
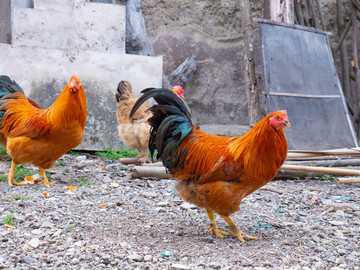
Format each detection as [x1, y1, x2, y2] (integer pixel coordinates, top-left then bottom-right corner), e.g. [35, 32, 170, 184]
[0, 75, 41, 113]
[0, 76, 27, 121]
[115, 80, 134, 102]
[130, 88, 194, 166]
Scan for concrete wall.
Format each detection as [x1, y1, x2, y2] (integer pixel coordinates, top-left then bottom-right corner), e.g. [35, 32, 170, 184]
[140, 0, 342, 132]
[0, 0, 12, 44]
[141, 0, 257, 128]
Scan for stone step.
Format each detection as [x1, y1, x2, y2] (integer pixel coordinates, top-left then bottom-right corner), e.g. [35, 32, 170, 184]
[12, 0, 125, 54]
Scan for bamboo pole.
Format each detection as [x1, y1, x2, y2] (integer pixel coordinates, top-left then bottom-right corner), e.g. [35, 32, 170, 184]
[294, 0, 305, 25]
[315, 0, 326, 29]
[289, 148, 360, 154]
[336, 0, 351, 100]
[130, 166, 170, 179]
[280, 164, 360, 176]
[119, 158, 143, 164]
[242, 0, 261, 126]
[337, 177, 360, 184]
[285, 158, 360, 167]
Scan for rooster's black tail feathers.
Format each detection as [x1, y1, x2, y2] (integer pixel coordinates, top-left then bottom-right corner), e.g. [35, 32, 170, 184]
[130, 88, 193, 165]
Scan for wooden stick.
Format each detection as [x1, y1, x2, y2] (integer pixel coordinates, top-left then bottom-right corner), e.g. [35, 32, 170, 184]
[281, 164, 360, 176]
[130, 166, 170, 179]
[337, 178, 360, 184]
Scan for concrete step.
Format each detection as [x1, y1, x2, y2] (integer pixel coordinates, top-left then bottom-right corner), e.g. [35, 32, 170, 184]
[12, 0, 125, 53]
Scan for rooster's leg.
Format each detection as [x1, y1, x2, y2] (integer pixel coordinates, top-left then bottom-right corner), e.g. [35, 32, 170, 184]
[206, 208, 227, 238]
[7, 162, 17, 186]
[138, 150, 151, 163]
[7, 162, 29, 186]
[220, 215, 258, 242]
[38, 167, 55, 186]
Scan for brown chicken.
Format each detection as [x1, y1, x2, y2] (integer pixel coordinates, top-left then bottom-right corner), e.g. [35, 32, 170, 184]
[116, 81, 185, 163]
[0, 75, 87, 186]
[131, 88, 290, 242]
[115, 81, 152, 163]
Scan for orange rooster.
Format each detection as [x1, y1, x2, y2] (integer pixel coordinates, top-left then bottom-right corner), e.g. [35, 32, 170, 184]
[131, 88, 290, 242]
[0, 75, 87, 186]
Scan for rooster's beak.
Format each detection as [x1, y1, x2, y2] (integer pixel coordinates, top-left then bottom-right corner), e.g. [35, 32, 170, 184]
[284, 121, 291, 128]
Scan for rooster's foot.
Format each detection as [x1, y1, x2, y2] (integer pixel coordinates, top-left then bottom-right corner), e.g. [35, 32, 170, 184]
[220, 215, 258, 242]
[224, 229, 258, 242]
[38, 168, 55, 186]
[209, 225, 227, 238]
[8, 179, 28, 186]
[38, 179, 55, 186]
[138, 156, 151, 163]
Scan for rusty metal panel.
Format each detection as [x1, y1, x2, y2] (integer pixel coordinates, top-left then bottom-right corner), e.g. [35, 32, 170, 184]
[258, 20, 357, 150]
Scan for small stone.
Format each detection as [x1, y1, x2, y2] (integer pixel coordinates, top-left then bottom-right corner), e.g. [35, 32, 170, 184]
[101, 258, 111, 265]
[31, 174, 41, 181]
[335, 210, 345, 217]
[71, 258, 80, 265]
[127, 253, 143, 262]
[74, 241, 85, 247]
[336, 258, 346, 265]
[143, 255, 152, 262]
[13, 214, 25, 223]
[23, 232, 31, 239]
[325, 203, 353, 211]
[337, 249, 347, 256]
[142, 191, 158, 198]
[28, 238, 40, 248]
[76, 155, 87, 161]
[109, 182, 119, 188]
[156, 201, 170, 207]
[314, 261, 325, 269]
[209, 262, 222, 269]
[66, 247, 76, 256]
[298, 211, 308, 216]
[328, 221, 344, 226]
[171, 263, 190, 270]
[52, 229, 63, 237]
[22, 256, 34, 264]
[40, 221, 53, 228]
[31, 229, 42, 235]
[180, 202, 197, 210]
[102, 175, 112, 183]
[155, 207, 166, 213]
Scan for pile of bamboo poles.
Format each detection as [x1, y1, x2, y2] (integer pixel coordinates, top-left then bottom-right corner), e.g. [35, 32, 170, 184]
[122, 148, 360, 184]
[280, 148, 360, 183]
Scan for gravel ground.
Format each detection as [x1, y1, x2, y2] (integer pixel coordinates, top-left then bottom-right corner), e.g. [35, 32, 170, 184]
[0, 154, 359, 270]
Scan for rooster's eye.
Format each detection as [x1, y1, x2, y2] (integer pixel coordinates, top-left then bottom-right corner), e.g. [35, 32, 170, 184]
[275, 116, 280, 121]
